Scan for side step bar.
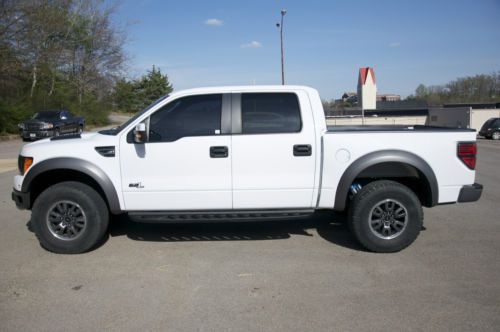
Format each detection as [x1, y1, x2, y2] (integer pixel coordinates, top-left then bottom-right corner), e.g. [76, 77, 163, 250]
[128, 209, 315, 223]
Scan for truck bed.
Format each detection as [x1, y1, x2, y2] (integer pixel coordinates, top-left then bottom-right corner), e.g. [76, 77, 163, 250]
[317, 125, 477, 209]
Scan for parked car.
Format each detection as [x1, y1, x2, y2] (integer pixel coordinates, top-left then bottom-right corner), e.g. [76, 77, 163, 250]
[11, 86, 482, 254]
[18, 110, 85, 141]
[478, 117, 500, 140]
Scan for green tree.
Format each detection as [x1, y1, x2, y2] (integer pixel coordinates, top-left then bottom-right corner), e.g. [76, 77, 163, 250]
[0, 0, 126, 133]
[410, 72, 500, 106]
[113, 66, 173, 113]
[415, 84, 428, 99]
[136, 66, 173, 110]
[114, 79, 138, 114]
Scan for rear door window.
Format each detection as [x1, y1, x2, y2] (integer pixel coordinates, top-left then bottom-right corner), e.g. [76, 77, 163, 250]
[241, 93, 301, 134]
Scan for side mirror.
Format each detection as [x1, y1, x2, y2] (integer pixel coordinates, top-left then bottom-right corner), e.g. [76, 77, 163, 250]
[134, 122, 147, 143]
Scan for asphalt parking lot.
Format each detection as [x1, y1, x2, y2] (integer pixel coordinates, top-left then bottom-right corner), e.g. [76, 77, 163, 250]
[0, 138, 499, 331]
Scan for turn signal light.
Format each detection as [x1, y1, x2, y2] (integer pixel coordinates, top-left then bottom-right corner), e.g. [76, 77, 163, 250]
[457, 142, 476, 170]
[18, 156, 33, 175]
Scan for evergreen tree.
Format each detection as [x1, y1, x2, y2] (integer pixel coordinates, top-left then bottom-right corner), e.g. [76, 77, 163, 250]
[113, 66, 173, 113]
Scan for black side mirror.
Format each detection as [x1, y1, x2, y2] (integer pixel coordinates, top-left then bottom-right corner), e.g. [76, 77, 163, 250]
[134, 123, 147, 143]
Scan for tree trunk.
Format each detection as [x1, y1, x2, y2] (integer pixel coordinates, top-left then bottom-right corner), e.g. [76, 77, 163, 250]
[30, 63, 37, 98]
[48, 72, 55, 96]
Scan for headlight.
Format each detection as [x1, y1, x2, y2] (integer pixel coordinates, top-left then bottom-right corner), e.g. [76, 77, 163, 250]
[41, 123, 54, 129]
[18, 123, 24, 129]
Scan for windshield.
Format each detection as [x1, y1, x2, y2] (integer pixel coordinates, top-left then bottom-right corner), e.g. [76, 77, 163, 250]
[32, 111, 60, 120]
[99, 95, 169, 135]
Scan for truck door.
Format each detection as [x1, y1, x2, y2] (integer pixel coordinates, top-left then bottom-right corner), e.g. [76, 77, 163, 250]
[60, 111, 74, 133]
[231, 91, 316, 209]
[119, 94, 233, 211]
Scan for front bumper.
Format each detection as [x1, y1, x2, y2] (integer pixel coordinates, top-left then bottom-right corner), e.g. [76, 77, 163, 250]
[457, 183, 483, 203]
[12, 189, 30, 210]
[20, 129, 54, 140]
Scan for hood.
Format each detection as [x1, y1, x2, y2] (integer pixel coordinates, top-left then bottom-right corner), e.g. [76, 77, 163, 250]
[21, 131, 117, 158]
[23, 119, 46, 124]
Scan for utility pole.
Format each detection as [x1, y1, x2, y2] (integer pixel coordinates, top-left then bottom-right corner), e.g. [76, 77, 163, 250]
[276, 9, 287, 85]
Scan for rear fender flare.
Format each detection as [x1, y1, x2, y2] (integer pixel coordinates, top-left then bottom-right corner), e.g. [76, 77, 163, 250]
[334, 150, 438, 211]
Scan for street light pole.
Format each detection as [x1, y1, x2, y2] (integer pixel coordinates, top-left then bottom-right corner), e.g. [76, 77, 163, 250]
[277, 9, 287, 85]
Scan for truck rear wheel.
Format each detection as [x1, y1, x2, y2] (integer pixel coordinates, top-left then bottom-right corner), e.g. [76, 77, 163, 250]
[348, 180, 423, 253]
[31, 181, 109, 254]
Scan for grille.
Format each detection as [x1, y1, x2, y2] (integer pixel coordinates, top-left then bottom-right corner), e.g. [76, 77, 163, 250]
[25, 123, 42, 131]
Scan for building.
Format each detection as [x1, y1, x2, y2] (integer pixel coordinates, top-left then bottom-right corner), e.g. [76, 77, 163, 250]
[340, 92, 401, 104]
[427, 107, 500, 130]
[377, 94, 401, 102]
[341, 92, 358, 103]
[443, 102, 500, 109]
[357, 67, 377, 110]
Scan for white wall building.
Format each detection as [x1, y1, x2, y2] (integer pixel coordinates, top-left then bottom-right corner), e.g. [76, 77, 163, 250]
[427, 107, 500, 130]
[357, 67, 377, 110]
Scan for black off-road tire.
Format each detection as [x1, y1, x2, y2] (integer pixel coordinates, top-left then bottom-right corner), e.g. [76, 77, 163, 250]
[31, 181, 109, 254]
[348, 180, 423, 253]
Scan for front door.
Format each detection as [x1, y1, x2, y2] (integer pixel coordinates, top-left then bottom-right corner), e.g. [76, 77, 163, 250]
[119, 94, 232, 211]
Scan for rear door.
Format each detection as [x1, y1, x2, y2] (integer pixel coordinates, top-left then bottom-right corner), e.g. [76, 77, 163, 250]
[231, 91, 317, 209]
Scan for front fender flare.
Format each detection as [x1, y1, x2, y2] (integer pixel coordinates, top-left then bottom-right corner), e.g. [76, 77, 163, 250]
[22, 157, 121, 214]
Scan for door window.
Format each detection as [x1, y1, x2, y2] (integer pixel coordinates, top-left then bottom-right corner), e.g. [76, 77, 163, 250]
[149, 94, 222, 142]
[241, 93, 301, 134]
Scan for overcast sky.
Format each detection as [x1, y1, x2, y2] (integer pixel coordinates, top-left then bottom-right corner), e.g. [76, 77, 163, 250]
[112, 0, 500, 99]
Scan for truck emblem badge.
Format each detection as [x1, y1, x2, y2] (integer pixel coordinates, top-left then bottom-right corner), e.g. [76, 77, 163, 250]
[129, 182, 144, 188]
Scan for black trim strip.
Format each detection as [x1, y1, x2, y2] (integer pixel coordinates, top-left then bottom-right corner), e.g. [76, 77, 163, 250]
[231, 93, 242, 134]
[95, 146, 115, 157]
[50, 134, 81, 141]
[221, 94, 232, 134]
[128, 209, 314, 223]
[327, 125, 476, 133]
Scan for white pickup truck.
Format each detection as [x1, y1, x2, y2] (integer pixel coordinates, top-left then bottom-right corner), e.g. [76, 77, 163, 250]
[12, 86, 483, 254]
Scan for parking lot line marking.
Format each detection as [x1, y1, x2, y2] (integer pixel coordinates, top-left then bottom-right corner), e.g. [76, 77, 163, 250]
[238, 273, 253, 277]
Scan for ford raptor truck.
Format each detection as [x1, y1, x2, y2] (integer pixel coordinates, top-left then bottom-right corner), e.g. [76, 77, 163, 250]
[12, 86, 483, 253]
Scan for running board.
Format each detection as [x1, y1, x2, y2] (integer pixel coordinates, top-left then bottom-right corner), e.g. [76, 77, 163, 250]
[128, 209, 315, 223]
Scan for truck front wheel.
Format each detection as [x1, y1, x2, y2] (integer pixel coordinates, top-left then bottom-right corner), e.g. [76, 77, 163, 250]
[348, 180, 423, 253]
[31, 181, 109, 254]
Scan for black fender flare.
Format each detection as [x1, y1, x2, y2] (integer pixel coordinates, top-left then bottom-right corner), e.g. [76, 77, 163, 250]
[22, 157, 121, 213]
[334, 150, 438, 211]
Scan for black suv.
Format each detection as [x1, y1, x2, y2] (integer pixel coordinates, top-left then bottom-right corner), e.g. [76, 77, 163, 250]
[479, 118, 500, 140]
